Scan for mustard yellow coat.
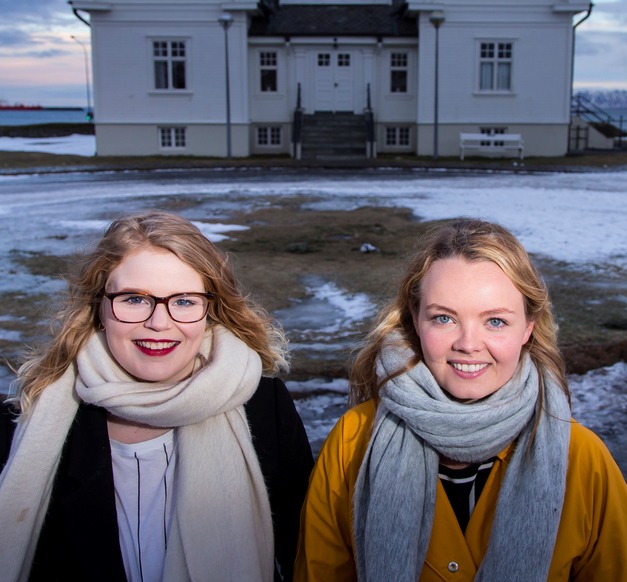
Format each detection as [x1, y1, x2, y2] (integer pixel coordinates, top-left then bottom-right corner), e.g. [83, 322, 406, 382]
[295, 401, 627, 581]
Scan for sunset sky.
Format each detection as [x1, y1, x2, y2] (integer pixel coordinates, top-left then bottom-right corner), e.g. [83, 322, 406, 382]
[0, 0, 625, 108]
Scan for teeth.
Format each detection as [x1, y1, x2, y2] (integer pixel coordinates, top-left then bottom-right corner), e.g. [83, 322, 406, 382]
[135, 340, 177, 350]
[452, 362, 488, 373]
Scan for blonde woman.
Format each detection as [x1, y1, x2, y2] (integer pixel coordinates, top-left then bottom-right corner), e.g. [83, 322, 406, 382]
[0, 211, 313, 582]
[295, 218, 626, 581]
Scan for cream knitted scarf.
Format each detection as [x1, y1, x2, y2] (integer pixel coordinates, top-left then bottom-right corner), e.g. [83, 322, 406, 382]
[0, 325, 274, 582]
[354, 342, 571, 582]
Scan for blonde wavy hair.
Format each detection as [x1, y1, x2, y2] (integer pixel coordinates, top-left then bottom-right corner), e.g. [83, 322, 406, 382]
[14, 211, 289, 414]
[349, 218, 569, 407]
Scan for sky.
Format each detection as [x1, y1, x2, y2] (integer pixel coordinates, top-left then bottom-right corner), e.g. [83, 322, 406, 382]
[0, 0, 625, 107]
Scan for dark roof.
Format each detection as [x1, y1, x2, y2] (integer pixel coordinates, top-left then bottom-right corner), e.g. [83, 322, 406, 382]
[249, 4, 417, 37]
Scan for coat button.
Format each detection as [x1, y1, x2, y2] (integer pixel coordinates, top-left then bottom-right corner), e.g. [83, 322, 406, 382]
[448, 561, 459, 573]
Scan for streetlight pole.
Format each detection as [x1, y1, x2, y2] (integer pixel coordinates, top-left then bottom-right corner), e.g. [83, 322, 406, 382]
[218, 13, 233, 158]
[429, 11, 445, 160]
[71, 35, 92, 121]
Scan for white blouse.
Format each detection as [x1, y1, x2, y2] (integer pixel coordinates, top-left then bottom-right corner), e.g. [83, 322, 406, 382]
[110, 430, 177, 582]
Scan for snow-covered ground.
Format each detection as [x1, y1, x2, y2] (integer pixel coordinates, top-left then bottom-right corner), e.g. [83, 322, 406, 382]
[0, 135, 625, 474]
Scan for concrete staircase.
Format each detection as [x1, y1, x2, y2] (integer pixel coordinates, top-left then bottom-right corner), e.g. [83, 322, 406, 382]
[300, 112, 368, 160]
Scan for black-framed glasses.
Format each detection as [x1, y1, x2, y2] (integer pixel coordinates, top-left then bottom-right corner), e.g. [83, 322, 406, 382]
[104, 292, 214, 323]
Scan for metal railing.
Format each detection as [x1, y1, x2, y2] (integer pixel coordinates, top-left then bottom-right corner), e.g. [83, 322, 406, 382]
[364, 83, 376, 158]
[292, 83, 304, 159]
[572, 94, 626, 148]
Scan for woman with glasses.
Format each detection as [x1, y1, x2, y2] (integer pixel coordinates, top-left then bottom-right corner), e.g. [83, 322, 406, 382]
[0, 211, 313, 582]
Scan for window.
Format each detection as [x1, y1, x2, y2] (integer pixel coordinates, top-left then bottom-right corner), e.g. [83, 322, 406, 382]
[385, 127, 410, 147]
[390, 52, 408, 93]
[479, 42, 512, 91]
[159, 127, 187, 149]
[257, 126, 282, 146]
[480, 127, 506, 147]
[153, 40, 187, 90]
[318, 53, 331, 67]
[337, 53, 351, 67]
[260, 52, 277, 92]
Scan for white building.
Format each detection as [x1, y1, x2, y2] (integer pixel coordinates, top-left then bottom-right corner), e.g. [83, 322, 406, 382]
[69, 0, 592, 158]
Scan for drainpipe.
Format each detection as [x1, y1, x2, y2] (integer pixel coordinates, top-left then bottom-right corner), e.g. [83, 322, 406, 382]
[569, 2, 593, 151]
[70, 5, 91, 28]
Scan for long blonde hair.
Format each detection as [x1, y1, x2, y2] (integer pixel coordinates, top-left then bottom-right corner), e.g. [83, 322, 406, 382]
[349, 218, 568, 406]
[15, 211, 288, 413]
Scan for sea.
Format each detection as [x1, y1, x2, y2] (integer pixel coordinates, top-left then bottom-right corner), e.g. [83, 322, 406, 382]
[0, 108, 92, 126]
[1, 107, 626, 127]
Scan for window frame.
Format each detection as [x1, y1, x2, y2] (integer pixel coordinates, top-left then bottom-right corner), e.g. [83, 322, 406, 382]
[256, 126, 282, 147]
[259, 51, 278, 93]
[152, 39, 189, 92]
[478, 41, 513, 93]
[159, 126, 187, 149]
[390, 52, 408, 94]
[385, 126, 411, 148]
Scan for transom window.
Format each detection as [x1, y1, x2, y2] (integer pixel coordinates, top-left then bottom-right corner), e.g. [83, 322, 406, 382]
[479, 42, 512, 91]
[159, 127, 186, 149]
[257, 126, 282, 146]
[153, 40, 187, 90]
[390, 52, 408, 93]
[337, 53, 351, 67]
[318, 53, 331, 67]
[260, 51, 277, 92]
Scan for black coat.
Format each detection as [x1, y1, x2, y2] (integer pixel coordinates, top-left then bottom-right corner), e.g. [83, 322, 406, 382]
[0, 377, 314, 582]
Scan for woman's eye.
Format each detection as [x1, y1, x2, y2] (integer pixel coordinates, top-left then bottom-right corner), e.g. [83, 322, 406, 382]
[124, 295, 149, 305]
[487, 318, 506, 328]
[172, 296, 199, 308]
[434, 315, 452, 325]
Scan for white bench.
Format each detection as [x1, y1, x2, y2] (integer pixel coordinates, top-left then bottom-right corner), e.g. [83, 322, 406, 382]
[459, 133, 524, 160]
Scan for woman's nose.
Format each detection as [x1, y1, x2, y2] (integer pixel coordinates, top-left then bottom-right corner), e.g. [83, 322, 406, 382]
[144, 302, 173, 329]
[452, 325, 483, 353]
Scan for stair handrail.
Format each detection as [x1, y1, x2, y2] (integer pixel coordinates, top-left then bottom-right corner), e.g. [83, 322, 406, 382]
[364, 83, 376, 158]
[292, 82, 304, 160]
[572, 93, 625, 147]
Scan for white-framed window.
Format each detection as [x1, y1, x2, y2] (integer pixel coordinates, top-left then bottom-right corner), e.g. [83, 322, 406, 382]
[159, 127, 187, 149]
[257, 126, 282, 146]
[153, 40, 187, 90]
[337, 53, 351, 67]
[318, 53, 331, 67]
[479, 42, 512, 91]
[480, 126, 506, 147]
[385, 126, 410, 147]
[390, 52, 408, 93]
[260, 51, 277, 92]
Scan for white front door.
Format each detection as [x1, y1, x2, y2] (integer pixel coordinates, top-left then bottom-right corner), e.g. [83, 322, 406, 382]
[314, 51, 355, 112]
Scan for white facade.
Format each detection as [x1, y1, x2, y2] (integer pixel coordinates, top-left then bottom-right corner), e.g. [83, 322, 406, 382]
[69, 0, 591, 158]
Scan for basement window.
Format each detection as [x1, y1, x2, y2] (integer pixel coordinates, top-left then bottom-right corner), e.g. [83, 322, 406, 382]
[159, 127, 187, 149]
[386, 126, 410, 147]
[257, 126, 282, 146]
[480, 126, 506, 147]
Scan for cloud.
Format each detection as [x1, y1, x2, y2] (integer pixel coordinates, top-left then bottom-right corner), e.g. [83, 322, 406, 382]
[0, 0, 69, 22]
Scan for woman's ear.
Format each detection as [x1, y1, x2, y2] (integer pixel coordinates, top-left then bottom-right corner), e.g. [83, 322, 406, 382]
[523, 320, 535, 345]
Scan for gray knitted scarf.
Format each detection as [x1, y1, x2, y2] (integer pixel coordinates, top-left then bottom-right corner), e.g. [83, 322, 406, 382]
[353, 342, 571, 582]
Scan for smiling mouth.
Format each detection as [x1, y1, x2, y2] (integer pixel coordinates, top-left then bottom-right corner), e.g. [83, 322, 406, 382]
[451, 362, 489, 373]
[133, 340, 180, 355]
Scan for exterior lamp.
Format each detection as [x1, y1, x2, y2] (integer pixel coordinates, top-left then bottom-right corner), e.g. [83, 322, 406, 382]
[429, 11, 445, 160]
[218, 13, 234, 158]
